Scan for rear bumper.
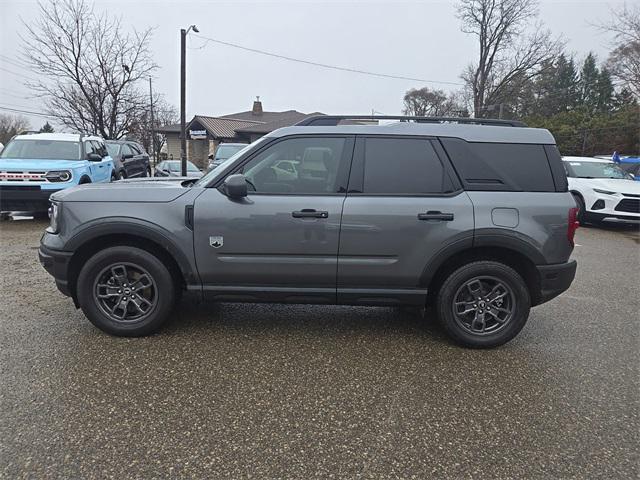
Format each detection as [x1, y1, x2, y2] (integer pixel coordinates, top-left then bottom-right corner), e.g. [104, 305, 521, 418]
[536, 260, 577, 305]
[0, 186, 61, 212]
[38, 244, 73, 297]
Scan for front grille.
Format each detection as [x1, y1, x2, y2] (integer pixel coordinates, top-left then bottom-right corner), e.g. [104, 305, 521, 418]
[615, 198, 640, 213]
[0, 171, 48, 182]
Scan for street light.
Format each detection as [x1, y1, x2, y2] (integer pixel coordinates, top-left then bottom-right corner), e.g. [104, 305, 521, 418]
[180, 24, 199, 177]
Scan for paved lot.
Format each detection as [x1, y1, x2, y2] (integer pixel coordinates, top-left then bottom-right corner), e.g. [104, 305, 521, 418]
[0, 219, 638, 479]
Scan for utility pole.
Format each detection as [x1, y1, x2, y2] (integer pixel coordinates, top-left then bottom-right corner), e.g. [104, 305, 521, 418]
[179, 24, 199, 176]
[180, 28, 187, 176]
[149, 77, 155, 166]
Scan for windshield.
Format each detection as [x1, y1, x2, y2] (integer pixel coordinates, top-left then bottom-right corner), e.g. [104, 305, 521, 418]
[215, 144, 246, 160]
[167, 161, 199, 172]
[564, 161, 631, 179]
[0, 139, 80, 160]
[106, 143, 120, 158]
[195, 139, 264, 187]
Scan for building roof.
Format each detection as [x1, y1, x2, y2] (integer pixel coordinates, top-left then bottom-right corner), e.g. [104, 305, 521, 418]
[221, 109, 306, 123]
[267, 122, 556, 144]
[234, 111, 324, 134]
[158, 109, 324, 139]
[189, 115, 261, 139]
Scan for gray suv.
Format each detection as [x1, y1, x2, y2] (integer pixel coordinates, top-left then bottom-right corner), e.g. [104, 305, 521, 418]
[39, 116, 578, 348]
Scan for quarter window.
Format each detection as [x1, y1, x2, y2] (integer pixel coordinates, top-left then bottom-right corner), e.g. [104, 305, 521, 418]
[362, 138, 452, 194]
[239, 137, 348, 194]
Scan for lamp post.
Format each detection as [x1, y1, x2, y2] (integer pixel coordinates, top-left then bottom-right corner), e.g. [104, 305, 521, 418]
[180, 24, 199, 176]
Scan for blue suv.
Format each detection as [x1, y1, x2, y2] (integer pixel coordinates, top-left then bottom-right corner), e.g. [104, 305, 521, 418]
[0, 133, 114, 215]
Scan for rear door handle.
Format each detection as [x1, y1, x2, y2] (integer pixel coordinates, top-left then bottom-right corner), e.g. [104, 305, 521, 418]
[418, 211, 454, 221]
[292, 209, 329, 219]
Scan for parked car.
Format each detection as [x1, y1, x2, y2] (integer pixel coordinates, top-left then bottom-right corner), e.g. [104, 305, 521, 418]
[617, 157, 640, 181]
[0, 133, 114, 216]
[105, 140, 151, 179]
[207, 143, 248, 171]
[39, 115, 578, 348]
[563, 156, 640, 224]
[155, 160, 203, 178]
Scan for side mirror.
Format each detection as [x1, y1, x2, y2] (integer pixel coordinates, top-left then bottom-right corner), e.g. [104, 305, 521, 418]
[223, 174, 248, 198]
[122, 153, 134, 160]
[87, 153, 102, 161]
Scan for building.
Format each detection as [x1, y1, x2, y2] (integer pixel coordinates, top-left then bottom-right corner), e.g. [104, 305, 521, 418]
[158, 98, 322, 168]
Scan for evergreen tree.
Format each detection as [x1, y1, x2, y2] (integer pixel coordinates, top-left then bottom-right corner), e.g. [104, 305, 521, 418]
[39, 122, 54, 133]
[554, 54, 579, 112]
[579, 53, 600, 113]
[595, 68, 614, 113]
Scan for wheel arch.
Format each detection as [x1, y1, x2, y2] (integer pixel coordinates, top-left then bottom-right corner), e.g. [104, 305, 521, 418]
[423, 241, 543, 307]
[65, 220, 197, 302]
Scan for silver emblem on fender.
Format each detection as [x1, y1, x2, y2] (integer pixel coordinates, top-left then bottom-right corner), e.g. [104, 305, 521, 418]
[209, 236, 223, 248]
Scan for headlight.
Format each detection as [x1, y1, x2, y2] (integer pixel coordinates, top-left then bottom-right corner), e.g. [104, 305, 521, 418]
[45, 170, 72, 182]
[593, 188, 617, 195]
[47, 201, 60, 233]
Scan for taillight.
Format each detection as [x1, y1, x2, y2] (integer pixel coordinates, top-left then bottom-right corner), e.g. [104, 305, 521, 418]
[568, 207, 579, 246]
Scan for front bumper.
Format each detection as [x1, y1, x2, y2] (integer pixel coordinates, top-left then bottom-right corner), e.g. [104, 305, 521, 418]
[0, 186, 61, 213]
[584, 193, 640, 223]
[38, 244, 73, 297]
[536, 260, 577, 305]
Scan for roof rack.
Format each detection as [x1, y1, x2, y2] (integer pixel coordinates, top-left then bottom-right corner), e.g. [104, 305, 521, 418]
[295, 115, 527, 128]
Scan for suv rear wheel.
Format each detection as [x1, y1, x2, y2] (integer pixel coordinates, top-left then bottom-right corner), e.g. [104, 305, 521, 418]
[436, 261, 531, 348]
[76, 246, 176, 336]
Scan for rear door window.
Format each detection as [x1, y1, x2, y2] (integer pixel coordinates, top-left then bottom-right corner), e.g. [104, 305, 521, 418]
[440, 138, 555, 192]
[361, 137, 453, 195]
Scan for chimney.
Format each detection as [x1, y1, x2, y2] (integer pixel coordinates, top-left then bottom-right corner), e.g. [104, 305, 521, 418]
[252, 96, 263, 116]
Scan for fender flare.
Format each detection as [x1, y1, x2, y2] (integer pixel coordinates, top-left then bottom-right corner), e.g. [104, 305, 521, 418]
[420, 229, 545, 287]
[65, 217, 198, 284]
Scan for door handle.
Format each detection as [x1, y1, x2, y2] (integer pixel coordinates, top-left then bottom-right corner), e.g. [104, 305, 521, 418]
[292, 209, 329, 219]
[418, 211, 454, 221]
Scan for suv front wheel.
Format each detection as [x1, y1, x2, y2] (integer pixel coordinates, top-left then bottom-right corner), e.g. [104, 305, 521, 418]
[76, 246, 176, 336]
[436, 261, 531, 348]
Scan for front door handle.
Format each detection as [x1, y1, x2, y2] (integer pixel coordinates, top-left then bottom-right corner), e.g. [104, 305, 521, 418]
[292, 209, 329, 219]
[418, 211, 454, 221]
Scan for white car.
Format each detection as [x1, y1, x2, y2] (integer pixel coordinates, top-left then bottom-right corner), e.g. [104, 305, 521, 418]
[563, 156, 640, 224]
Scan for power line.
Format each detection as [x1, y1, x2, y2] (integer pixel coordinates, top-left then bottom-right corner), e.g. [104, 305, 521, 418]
[0, 66, 37, 82]
[190, 33, 464, 87]
[0, 54, 32, 71]
[0, 105, 55, 118]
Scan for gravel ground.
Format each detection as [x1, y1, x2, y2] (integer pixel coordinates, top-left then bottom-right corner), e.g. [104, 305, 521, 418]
[0, 219, 638, 479]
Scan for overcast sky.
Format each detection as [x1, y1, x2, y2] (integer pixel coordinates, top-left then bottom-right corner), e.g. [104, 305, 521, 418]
[0, 0, 629, 130]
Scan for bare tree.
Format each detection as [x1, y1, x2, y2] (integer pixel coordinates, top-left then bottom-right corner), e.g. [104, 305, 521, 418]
[402, 87, 468, 116]
[0, 114, 30, 144]
[21, 0, 158, 139]
[457, 0, 563, 117]
[601, 3, 640, 97]
[128, 95, 178, 157]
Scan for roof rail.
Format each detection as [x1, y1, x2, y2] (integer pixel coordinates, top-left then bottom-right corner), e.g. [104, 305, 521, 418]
[295, 115, 527, 128]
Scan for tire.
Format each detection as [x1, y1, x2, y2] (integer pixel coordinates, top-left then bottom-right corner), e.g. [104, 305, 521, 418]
[146, 167, 152, 177]
[572, 193, 585, 224]
[110, 172, 117, 182]
[436, 261, 531, 348]
[118, 170, 127, 180]
[76, 246, 176, 336]
[32, 211, 50, 220]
